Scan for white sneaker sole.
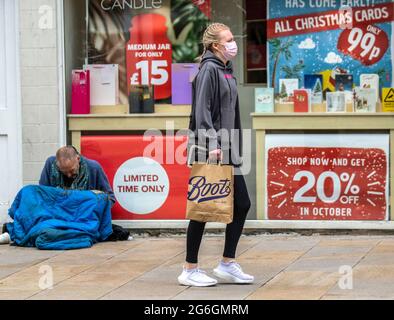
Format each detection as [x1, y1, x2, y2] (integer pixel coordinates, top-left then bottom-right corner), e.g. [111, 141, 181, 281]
[213, 268, 254, 284]
[178, 277, 217, 287]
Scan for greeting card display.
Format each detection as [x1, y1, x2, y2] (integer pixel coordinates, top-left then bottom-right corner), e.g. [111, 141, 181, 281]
[353, 87, 377, 113]
[279, 79, 299, 103]
[267, 2, 393, 103]
[335, 74, 353, 104]
[304, 74, 323, 104]
[294, 89, 311, 112]
[326, 92, 346, 113]
[360, 74, 379, 103]
[255, 88, 274, 113]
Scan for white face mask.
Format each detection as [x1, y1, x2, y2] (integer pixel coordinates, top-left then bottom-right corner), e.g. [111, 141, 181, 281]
[221, 41, 238, 60]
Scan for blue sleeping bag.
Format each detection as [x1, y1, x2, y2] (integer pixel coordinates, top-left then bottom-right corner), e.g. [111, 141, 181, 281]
[7, 185, 113, 250]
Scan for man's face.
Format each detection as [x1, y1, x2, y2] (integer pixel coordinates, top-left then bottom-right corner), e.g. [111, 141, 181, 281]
[57, 156, 80, 179]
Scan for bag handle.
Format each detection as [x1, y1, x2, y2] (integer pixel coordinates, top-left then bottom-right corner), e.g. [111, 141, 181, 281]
[187, 145, 223, 167]
[206, 158, 223, 166]
[187, 145, 207, 168]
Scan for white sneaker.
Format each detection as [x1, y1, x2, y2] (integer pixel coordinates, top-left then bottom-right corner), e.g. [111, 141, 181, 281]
[0, 232, 10, 245]
[127, 235, 134, 241]
[178, 268, 218, 287]
[213, 261, 254, 284]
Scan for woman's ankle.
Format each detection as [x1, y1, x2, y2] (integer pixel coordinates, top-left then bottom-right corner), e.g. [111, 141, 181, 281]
[184, 262, 198, 270]
[222, 257, 236, 264]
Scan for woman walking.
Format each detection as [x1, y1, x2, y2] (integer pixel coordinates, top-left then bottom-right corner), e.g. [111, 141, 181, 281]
[178, 23, 254, 287]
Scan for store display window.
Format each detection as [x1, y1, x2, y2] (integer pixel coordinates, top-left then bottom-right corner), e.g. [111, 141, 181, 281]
[87, 0, 211, 107]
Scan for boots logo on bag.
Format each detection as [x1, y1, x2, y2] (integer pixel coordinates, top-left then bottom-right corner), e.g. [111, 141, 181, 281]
[187, 176, 231, 203]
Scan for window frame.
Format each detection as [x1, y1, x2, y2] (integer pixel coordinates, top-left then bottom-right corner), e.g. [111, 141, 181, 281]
[243, 0, 268, 86]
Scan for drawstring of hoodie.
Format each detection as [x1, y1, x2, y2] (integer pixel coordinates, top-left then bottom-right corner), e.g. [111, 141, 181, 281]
[224, 67, 233, 103]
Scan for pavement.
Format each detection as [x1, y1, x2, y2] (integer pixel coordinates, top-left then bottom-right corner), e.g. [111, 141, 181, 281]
[0, 234, 393, 300]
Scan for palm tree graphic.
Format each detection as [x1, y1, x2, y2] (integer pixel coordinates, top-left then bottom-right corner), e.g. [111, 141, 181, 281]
[269, 38, 294, 88]
[281, 60, 305, 81]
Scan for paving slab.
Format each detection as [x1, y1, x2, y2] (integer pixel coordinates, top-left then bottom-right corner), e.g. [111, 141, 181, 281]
[285, 254, 365, 273]
[356, 252, 394, 266]
[31, 238, 186, 300]
[322, 264, 394, 299]
[0, 235, 392, 300]
[102, 237, 261, 300]
[246, 271, 339, 300]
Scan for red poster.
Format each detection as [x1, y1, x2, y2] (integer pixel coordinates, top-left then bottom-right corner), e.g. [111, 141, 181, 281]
[337, 24, 389, 66]
[267, 147, 387, 220]
[126, 13, 172, 101]
[267, 2, 394, 39]
[81, 135, 190, 220]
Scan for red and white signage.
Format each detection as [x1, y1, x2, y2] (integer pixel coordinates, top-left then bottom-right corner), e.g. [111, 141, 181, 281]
[81, 135, 190, 220]
[126, 13, 172, 101]
[337, 23, 389, 66]
[267, 2, 394, 39]
[266, 134, 389, 220]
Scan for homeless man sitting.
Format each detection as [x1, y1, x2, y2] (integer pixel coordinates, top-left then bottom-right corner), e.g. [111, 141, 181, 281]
[40, 145, 115, 200]
[0, 146, 130, 246]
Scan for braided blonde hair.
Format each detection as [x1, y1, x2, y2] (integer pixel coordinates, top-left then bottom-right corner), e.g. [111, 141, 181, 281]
[197, 23, 230, 62]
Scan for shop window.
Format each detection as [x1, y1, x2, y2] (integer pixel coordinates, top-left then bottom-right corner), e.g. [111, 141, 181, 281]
[87, 0, 211, 106]
[244, 0, 267, 85]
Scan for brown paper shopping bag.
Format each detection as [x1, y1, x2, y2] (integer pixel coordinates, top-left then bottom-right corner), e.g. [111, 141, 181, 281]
[186, 162, 234, 224]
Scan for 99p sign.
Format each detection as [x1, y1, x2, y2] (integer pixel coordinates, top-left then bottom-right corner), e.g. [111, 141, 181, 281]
[338, 24, 389, 66]
[267, 147, 388, 220]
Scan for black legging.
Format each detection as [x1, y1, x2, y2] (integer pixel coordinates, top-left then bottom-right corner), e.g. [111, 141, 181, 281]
[186, 174, 251, 264]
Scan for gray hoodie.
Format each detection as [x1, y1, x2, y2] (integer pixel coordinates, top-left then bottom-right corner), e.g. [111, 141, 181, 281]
[188, 50, 243, 167]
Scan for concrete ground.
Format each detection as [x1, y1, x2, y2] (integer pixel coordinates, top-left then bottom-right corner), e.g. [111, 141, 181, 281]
[0, 234, 393, 300]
